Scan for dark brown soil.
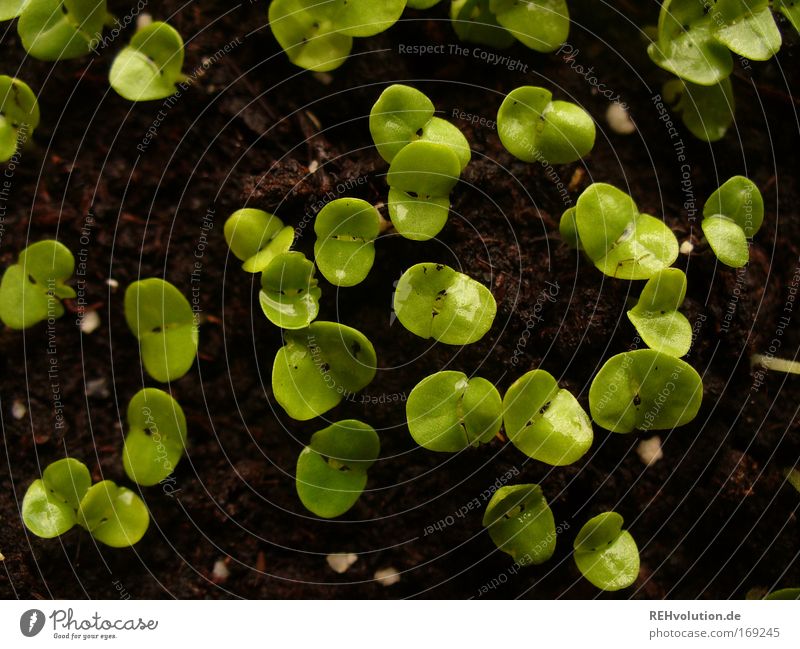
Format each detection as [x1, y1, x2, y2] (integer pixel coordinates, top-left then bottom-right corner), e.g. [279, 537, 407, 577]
[1, 0, 799, 599]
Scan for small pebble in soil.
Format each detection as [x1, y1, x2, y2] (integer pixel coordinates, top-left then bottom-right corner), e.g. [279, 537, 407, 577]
[308, 160, 319, 174]
[637, 436, 664, 466]
[80, 310, 101, 334]
[212, 559, 231, 583]
[327, 553, 358, 574]
[606, 102, 636, 135]
[106, 278, 120, 291]
[680, 240, 694, 255]
[137, 13, 153, 30]
[86, 378, 110, 399]
[374, 567, 400, 587]
[11, 399, 27, 420]
[0, 551, 5, 561]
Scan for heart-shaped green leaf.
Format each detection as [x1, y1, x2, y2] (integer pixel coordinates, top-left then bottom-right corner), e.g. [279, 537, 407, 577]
[123, 388, 187, 487]
[483, 484, 557, 565]
[574, 512, 639, 591]
[589, 350, 703, 433]
[18, 0, 107, 61]
[124, 278, 198, 382]
[450, 0, 518, 48]
[394, 263, 497, 345]
[77, 481, 150, 548]
[490, 0, 569, 52]
[22, 458, 91, 538]
[406, 371, 502, 452]
[260, 252, 321, 329]
[663, 77, 735, 143]
[627, 268, 692, 357]
[0, 75, 40, 161]
[224, 208, 295, 273]
[314, 198, 380, 287]
[709, 0, 781, 61]
[272, 321, 377, 420]
[503, 369, 593, 465]
[296, 419, 380, 518]
[702, 175, 763, 267]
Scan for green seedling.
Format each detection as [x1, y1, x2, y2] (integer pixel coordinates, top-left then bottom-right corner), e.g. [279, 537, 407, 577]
[124, 278, 199, 383]
[393, 262, 496, 345]
[589, 349, 703, 434]
[663, 77, 735, 143]
[314, 198, 380, 287]
[701, 175, 764, 268]
[268, 0, 406, 71]
[224, 208, 295, 273]
[0, 75, 40, 162]
[627, 268, 692, 358]
[273, 321, 377, 420]
[0, 240, 75, 330]
[497, 85, 595, 165]
[450, 0, 569, 52]
[574, 512, 639, 591]
[369, 84, 471, 169]
[259, 252, 321, 329]
[110, 21, 187, 101]
[503, 369, 592, 466]
[296, 419, 380, 518]
[386, 141, 462, 240]
[22, 458, 149, 547]
[647, 0, 782, 86]
[406, 371, 502, 452]
[122, 388, 187, 487]
[563, 183, 679, 280]
[482, 484, 556, 566]
[764, 588, 800, 600]
[8, 0, 108, 61]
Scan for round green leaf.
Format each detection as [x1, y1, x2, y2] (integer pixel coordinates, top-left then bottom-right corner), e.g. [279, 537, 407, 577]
[575, 184, 679, 280]
[497, 86, 595, 164]
[503, 369, 593, 465]
[702, 215, 749, 267]
[259, 252, 321, 329]
[490, 0, 569, 53]
[394, 263, 497, 345]
[296, 419, 380, 518]
[77, 481, 150, 548]
[589, 350, 703, 434]
[663, 77, 735, 143]
[482, 484, 556, 566]
[272, 321, 377, 420]
[703, 175, 764, 238]
[386, 141, 462, 240]
[124, 278, 198, 383]
[574, 512, 639, 591]
[224, 208, 294, 273]
[450, 0, 516, 48]
[627, 268, 692, 357]
[123, 388, 187, 487]
[18, 0, 107, 61]
[647, 0, 733, 85]
[0, 240, 75, 330]
[0, 75, 40, 162]
[314, 198, 380, 287]
[710, 0, 781, 61]
[110, 21, 186, 101]
[22, 458, 91, 538]
[0, 0, 29, 21]
[406, 371, 502, 452]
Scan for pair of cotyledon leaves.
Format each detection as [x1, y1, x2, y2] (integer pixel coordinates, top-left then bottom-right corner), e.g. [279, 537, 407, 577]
[483, 486, 639, 590]
[0, 75, 40, 162]
[22, 458, 149, 547]
[648, 0, 798, 86]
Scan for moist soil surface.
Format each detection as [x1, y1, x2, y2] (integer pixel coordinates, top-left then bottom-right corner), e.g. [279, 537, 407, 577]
[1, 0, 799, 599]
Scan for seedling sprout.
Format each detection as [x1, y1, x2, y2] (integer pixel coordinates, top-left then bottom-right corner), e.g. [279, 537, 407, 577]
[497, 85, 595, 165]
[314, 198, 380, 287]
[701, 175, 764, 268]
[122, 388, 188, 487]
[0, 240, 75, 330]
[663, 77, 735, 143]
[573, 512, 639, 591]
[296, 419, 380, 518]
[589, 349, 703, 434]
[124, 278, 199, 383]
[502, 369, 593, 466]
[626, 268, 692, 358]
[406, 371, 502, 452]
[482, 484, 557, 566]
[259, 252, 321, 329]
[272, 321, 377, 420]
[393, 262, 496, 345]
[0, 75, 39, 162]
[224, 208, 295, 273]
